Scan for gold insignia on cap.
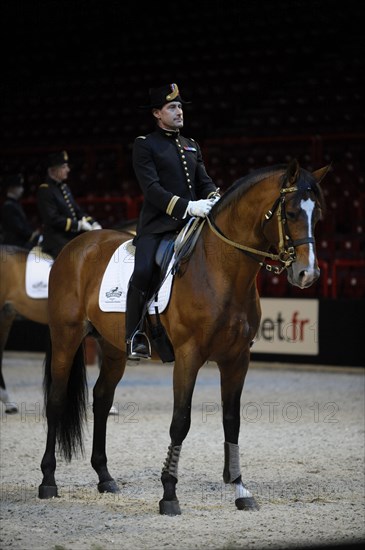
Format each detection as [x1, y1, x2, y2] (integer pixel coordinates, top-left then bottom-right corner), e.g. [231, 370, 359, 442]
[63, 151, 68, 161]
[166, 83, 179, 101]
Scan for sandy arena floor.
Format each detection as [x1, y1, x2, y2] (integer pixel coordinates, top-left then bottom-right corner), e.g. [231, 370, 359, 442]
[0, 352, 364, 550]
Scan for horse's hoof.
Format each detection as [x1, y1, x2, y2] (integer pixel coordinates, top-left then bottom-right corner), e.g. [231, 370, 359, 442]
[159, 498, 181, 516]
[235, 497, 260, 511]
[5, 403, 18, 414]
[38, 485, 58, 499]
[98, 480, 120, 494]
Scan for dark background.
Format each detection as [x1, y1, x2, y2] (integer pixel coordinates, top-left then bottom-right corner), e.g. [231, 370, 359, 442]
[1, 0, 364, 147]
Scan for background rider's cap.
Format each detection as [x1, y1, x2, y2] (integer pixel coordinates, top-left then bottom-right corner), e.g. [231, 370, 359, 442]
[140, 83, 191, 109]
[47, 151, 69, 168]
[3, 173, 24, 189]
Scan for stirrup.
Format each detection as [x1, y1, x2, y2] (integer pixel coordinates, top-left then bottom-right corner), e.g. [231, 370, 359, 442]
[127, 331, 151, 360]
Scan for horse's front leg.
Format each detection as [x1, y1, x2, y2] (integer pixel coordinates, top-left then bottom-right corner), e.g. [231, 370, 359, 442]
[219, 353, 259, 511]
[91, 340, 125, 494]
[159, 351, 201, 516]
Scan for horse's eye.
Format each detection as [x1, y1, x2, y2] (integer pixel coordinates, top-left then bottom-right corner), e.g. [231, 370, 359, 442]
[286, 211, 296, 221]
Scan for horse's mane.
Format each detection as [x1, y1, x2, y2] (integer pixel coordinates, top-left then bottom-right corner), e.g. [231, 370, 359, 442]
[212, 163, 325, 216]
[212, 164, 286, 216]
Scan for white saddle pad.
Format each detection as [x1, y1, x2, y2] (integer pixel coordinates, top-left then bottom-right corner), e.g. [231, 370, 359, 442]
[98, 240, 174, 313]
[25, 246, 54, 299]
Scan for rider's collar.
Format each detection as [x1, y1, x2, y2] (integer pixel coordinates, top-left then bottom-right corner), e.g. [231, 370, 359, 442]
[47, 174, 65, 186]
[157, 127, 180, 138]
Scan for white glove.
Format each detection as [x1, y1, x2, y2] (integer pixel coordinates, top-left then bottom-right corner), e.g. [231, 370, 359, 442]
[187, 199, 215, 218]
[78, 217, 93, 231]
[91, 222, 102, 230]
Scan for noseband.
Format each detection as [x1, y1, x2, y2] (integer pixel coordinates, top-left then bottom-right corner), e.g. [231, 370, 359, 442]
[206, 182, 315, 275]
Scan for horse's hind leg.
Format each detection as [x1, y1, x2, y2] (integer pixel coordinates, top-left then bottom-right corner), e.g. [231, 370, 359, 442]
[91, 338, 126, 494]
[0, 305, 18, 413]
[39, 324, 86, 499]
[218, 353, 259, 511]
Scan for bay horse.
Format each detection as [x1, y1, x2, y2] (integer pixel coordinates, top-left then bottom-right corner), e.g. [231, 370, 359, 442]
[38, 160, 328, 514]
[0, 245, 49, 413]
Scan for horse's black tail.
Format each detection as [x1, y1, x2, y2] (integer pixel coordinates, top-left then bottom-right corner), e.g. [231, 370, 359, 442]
[43, 335, 88, 462]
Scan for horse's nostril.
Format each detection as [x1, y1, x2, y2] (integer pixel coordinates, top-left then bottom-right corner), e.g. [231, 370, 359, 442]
[299, 268, 320, 287]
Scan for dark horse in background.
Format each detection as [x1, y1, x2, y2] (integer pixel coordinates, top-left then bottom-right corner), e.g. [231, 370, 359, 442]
[38, 160, 328, 514]
[0, 245, 49, 413]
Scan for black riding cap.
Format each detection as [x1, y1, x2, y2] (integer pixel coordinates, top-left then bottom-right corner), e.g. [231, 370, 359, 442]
[47, 151, 69, 168]
[140, 83, 191, 109]
[3, 173, 24, 189]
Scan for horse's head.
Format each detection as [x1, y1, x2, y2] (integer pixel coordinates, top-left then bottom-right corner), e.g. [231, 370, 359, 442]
[268, 159, 329, 288]
[207, 160, 329, 290]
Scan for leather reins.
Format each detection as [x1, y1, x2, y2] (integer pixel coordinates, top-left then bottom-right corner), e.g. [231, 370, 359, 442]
[206, 184, 315, 275]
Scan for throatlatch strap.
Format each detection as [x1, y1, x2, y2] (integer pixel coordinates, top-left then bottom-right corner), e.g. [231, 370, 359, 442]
[161, 444, 182, 480]
[223, 442, 241, 483]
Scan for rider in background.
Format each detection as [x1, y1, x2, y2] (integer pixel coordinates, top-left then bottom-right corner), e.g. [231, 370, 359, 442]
[36, 151, 102, 258]
[126, 82, 220, 360]
[1, 173, 40, 249]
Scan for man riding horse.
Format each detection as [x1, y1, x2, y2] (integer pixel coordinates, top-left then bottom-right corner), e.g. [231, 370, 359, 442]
[127, 83, 220, 360]
[37, 151, 102, 258]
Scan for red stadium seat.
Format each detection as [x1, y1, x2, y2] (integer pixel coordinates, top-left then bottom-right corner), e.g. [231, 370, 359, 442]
[331, 260, 365, 299]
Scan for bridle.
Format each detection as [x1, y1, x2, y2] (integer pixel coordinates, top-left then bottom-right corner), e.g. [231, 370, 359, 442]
[206, 182, 315, 275]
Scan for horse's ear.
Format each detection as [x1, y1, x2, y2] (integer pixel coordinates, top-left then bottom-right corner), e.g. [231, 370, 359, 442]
[312, 164, 331, 184]
[286, 158, 300, 186]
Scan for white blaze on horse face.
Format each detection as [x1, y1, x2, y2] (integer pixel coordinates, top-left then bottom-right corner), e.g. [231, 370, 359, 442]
[300, 197, 316, 274]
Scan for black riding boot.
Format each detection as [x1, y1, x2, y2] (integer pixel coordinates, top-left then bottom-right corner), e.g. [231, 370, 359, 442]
[125, 284, 151, 360]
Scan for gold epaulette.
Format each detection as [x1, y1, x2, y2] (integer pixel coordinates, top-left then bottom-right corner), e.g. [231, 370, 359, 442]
[39, 183, 49, 188]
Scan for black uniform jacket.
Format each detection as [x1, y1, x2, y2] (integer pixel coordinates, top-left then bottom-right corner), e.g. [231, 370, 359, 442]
[133, 127, 217, 237]
[37, 175, 94, 257]
[1, 197, 34, 248]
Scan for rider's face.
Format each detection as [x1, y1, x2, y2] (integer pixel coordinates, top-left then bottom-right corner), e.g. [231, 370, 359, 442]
[153, 102, 184, 131]
[50, 163, 70, 182]
[11, 185, 24, 200]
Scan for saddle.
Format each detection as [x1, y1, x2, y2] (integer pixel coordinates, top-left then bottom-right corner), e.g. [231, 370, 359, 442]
[155, 232, 176, 276]
[155, 217, 205, 283]
[145, 217, 206, 363]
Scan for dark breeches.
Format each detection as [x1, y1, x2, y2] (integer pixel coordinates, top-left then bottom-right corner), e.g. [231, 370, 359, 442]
[130, 234, 163, 291]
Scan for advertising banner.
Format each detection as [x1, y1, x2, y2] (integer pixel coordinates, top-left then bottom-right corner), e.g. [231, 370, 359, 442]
[253, 298, 319, 355]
